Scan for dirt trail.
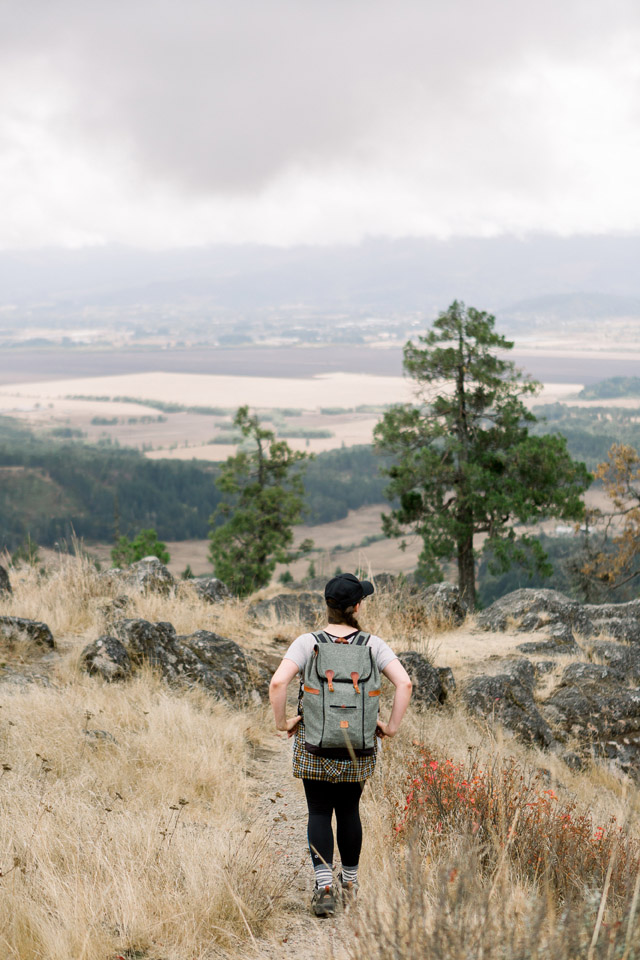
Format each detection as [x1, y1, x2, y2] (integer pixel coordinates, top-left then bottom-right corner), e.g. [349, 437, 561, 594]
[245, 734, 353, 960]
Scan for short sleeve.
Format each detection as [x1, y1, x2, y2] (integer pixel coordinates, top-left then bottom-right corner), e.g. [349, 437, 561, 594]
[282, 632, 317, 672]
[367, 634, 398, 671]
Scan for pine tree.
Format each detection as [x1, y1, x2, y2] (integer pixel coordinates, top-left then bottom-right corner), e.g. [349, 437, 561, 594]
[374, 301, 590, 609]
[208, 407, 312, 596]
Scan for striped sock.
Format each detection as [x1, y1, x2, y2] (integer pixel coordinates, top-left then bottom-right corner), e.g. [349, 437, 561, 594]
[342, 865, 358, 885]
[314, 864, 334, 889]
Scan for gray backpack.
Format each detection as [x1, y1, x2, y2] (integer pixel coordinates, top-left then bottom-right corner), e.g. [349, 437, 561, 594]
[301, 631, 381, 758]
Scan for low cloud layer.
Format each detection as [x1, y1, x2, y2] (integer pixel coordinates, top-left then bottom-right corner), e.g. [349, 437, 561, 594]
[2, 0, 640, 247]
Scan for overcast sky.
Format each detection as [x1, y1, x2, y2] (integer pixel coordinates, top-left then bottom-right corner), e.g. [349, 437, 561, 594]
[2, 0, 640, 249]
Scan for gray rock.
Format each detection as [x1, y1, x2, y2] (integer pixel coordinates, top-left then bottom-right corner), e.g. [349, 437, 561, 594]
[249, 592, 325, 624]
[397, 651, 453, 706]
[561, 662, 622, 685]
[463, 673, 556, 749]
[476, 588, 588, 635]
[0, 565, 12, 596]
[497, 658, 537, 690]
[516, 638, 580, 656]
[542, 672, 640, 775]
[588, 639, 640, 681]
[129, 556, 175, 595]
[0, 616, 55, 649]
[80, 636, 132, 682]
[111, 618, 259, 702]
[194, 577, 231, 604]
[418, 582, 468, 626]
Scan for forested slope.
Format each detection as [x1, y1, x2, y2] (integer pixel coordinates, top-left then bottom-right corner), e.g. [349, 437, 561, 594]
[0, 418, 388, 550]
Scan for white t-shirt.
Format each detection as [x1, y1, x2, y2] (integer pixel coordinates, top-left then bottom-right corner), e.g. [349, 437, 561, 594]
[284, 630, 397, 674]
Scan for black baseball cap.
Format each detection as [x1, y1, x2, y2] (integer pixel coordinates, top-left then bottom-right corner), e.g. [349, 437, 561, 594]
[324, 572, 374, 609]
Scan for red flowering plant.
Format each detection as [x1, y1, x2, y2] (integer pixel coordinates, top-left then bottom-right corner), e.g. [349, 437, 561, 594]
[394, 746, 640, 904]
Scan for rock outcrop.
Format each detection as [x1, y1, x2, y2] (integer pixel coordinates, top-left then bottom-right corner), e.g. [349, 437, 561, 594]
[102, 557, 176, 596]
[0, 616, 55, 649]
[418, 582, 468, 626]
[463, 669, 556, 749]
[0, 565, 12, 596]
[397, 651, 455, 706]
[81, 636, 132, 682]
[96, 617, 262, 702]
[249, 591, 324, 624]
[193, 577, 231, 604]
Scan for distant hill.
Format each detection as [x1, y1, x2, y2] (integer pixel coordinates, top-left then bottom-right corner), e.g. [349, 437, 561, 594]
[2, 234, 640, 323]
[578, 377, 640, 400]
[502, 292, 640, 326]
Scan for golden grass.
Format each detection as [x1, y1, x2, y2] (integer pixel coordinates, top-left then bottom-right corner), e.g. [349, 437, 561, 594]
[3, 555, 640, 958]
[0, 672, 278, 960]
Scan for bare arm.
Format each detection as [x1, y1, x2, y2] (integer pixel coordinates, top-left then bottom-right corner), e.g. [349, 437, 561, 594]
[269, 658, 302, 737]
[376, 658, 412, 739]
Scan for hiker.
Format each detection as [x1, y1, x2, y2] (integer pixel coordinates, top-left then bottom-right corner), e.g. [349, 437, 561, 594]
[269, 572, 412, 917]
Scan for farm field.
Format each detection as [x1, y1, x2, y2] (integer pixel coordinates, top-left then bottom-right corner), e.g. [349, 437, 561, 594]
[0, 369, 586, 459]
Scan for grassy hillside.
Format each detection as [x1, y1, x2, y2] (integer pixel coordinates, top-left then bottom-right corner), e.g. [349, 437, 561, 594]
[1, 558, 640, 958]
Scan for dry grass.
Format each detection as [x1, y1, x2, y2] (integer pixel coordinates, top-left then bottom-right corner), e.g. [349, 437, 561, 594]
[0, 673, 278, 960]
[3, 556, 640, 959]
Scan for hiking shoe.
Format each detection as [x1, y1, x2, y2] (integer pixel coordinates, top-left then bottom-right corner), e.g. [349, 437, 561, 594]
[311, 884, 336, 918]
[341, 879, 359, 910]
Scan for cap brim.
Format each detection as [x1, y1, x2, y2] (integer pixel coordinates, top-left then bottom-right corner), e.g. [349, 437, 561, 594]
[361, 580, 374, 597]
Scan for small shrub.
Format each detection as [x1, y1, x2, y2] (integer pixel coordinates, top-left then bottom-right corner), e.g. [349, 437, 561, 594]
[395, 748, 640, 905]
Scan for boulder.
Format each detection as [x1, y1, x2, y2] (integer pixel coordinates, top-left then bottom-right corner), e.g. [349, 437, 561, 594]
[110, 618, 259, 702]
[0, 616, 55, 649]
[80, 636, 132, 682]
[418, 582, 468, 626]
[463, 673, 556, 749]
[249, 592, 325, 624]
[101, 557, 175, 596]
[128, 556, 175, 595]
[194, 577, 231, 604]
[543, 675, 640, 764]
[0, 565, 12, 596]
[397, 651, 455, 706]
[478, 589, 640, 652]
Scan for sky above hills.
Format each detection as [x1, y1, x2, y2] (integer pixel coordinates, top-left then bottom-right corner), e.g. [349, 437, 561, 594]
[2, 0, 640, 249]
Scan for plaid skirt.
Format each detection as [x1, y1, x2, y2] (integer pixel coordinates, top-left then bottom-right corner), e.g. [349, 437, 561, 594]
[292, 717, 377, 783]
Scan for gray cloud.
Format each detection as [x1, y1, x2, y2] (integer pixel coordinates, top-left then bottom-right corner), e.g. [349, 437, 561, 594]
[1, 0, 639, 245]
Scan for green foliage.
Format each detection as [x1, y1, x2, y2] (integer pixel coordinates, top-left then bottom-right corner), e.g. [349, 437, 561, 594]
[578, 376, 640, 400]
[531, 402, 640, 469]
[278, 570, 294, 584]
[91, 416, 119, 426]
[11, 534, 41, 567]
[374, 301, 591, 608]
[181, 564, 194, 580]
[111, 528, 170, 567]
[208, 407, 311, 596]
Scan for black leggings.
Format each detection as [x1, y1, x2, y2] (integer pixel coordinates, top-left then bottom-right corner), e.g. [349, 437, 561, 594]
[302, 778, 364, 869]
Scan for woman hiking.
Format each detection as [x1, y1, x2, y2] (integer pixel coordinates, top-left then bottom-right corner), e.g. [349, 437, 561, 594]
[269, 572, 412, 917]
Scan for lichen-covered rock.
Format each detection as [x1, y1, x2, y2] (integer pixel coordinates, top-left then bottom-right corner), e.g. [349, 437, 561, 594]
[194, 577, 231, 604]
[80, 636, 132, 682]
[0, 565, 12, 596]
[418, 582, 468, 626]
[0, 616, 55, 649]
[397, 651, 454, 706]
[111, 618, 259, 702]
[129, 556, 175, 595]
[478, 589, 640, 651]
[463, 673, 556, 749]
[248, 592, 324, 624]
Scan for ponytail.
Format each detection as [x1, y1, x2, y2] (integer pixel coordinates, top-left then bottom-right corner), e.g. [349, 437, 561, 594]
[325, 601, 362, 632]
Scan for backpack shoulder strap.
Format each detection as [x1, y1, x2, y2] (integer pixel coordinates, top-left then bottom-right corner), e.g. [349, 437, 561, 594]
[311, 631, 331, 644]
[354, 631, 371, 646]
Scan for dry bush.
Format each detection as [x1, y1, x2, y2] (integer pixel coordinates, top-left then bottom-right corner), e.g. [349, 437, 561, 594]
[0, 672, 278, 960]
[352, 704, 640, 960]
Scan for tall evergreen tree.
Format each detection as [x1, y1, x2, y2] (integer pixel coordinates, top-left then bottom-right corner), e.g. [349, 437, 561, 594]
[208, 407, 311, 596]
[374, 301, 591, 609]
